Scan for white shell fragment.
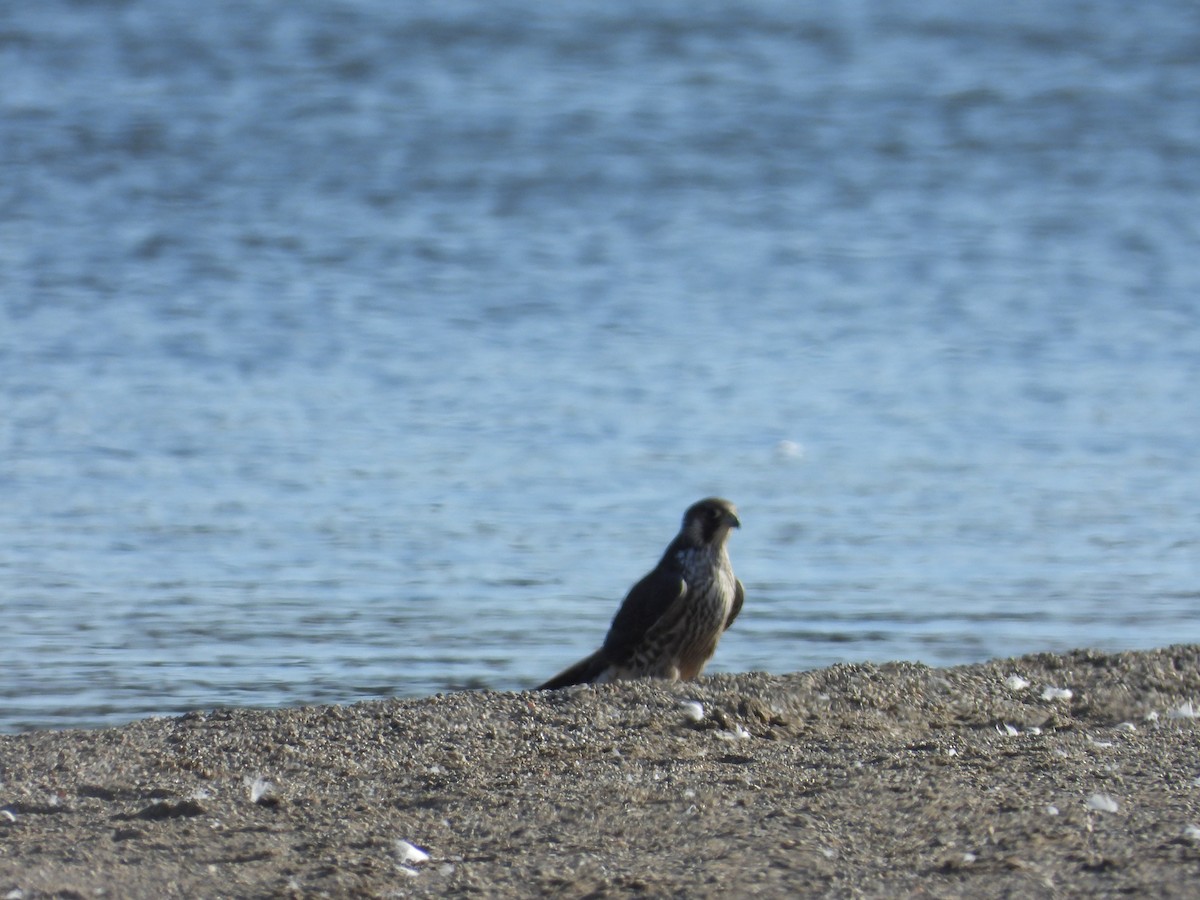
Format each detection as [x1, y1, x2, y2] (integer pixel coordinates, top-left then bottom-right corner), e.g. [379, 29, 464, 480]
[715, 723, 752, 741]
[1004, 675, 1031, 691]
[396, 840, 430, 866]
[680, 701, 706, 723]
[246, 776, 277, 805]
[1041, 687, 1073, 702]
[1167, 701, 1198, 719]
[1086, 793, 1119, 813]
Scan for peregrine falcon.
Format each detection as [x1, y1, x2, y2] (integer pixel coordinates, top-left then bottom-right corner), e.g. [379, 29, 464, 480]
[537, 497, 744, 690]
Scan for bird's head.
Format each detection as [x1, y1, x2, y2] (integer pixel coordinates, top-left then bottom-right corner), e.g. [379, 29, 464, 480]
[682, 497, 741, 546]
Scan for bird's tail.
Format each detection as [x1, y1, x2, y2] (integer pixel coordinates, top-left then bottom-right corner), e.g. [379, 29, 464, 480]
[536, 650, 611, 691]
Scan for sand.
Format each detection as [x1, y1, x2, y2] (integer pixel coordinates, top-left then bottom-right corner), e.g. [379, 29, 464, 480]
[2, 645, 1199, 898]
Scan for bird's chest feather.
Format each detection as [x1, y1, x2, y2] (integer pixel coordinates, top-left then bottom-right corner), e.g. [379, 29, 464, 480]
[677, 549, 734, 612]
[674, 550, 734, 647]
[619, 547, 735, 681]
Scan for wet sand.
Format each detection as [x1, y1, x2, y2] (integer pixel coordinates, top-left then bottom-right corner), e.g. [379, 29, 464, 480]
[2, 645, 1199, 898]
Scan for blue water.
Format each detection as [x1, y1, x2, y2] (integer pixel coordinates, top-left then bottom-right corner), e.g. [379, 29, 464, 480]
[2, 1, 1199, 732]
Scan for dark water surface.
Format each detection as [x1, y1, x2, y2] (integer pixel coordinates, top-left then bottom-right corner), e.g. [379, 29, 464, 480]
[2, 1, 1198, 731]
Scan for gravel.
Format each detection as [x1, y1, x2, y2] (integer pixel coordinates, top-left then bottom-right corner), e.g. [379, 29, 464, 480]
[2, 645, 1199, 898]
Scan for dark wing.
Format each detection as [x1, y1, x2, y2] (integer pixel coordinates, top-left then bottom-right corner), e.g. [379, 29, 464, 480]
[601, 564, 687, 665]
[724, 578, 745, 631]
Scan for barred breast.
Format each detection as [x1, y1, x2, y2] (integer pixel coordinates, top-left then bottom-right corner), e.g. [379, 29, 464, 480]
[623, 546, 736, 680]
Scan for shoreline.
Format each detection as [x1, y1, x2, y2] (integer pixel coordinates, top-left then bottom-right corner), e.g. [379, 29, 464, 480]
[2, 645, 1199, 897]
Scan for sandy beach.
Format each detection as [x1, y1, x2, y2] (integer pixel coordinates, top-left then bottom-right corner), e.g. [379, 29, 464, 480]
[2, 645, 1199, 898]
